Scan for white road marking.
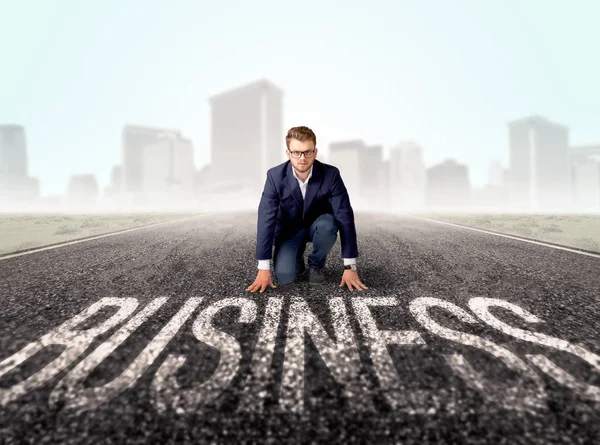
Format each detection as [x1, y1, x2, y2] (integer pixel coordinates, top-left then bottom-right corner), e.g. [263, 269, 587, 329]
[279, 296, 373, 413]
[0, 297, 139, 406]
[0, 213, 212, 261]
[237, 297, 283, 412]
[469, 297, 600, 402]
[151, 297, 257, 414]
[50, 297, 202, 413]
[410, 297, 547, 413]
[4, 294, 598, 412]
[351, 297, 440, 414]
[407, 214, 600, 259]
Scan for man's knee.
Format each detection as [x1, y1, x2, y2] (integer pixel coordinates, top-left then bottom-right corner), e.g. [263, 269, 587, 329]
[274, 266, 296, 285]
[315, 213, 338, 235]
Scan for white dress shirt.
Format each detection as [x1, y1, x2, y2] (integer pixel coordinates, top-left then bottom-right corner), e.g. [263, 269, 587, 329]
[258, 165, 357, 270]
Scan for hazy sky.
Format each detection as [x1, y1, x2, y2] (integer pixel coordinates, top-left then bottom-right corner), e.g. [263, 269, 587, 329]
[1, 0, 598, 196]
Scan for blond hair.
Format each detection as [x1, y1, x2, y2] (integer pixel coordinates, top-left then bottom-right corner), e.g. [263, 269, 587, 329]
[285, 126, 317, 149]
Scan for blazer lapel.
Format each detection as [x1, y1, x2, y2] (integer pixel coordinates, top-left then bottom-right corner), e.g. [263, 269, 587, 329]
[303, 161, 324, 220]
[284, 162, 304, 212]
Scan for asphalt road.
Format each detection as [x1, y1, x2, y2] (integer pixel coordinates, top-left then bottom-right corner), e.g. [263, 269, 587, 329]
[1, 211, 599, 444]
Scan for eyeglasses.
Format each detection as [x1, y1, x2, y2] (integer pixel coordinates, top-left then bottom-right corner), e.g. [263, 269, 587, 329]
[289, 149, 316, 159]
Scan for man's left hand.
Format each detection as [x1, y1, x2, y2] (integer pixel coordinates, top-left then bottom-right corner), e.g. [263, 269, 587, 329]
[339, 270, 368, 291]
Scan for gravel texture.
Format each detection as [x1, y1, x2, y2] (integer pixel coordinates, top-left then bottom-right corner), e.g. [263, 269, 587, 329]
[0, 211, 599, 444]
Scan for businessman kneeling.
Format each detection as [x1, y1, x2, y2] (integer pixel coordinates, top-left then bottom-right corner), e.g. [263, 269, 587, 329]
[246, 126, 368, 293]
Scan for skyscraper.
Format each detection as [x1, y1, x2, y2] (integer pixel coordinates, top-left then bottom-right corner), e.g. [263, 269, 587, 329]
[0, 125, 28, 179]
[208, 78, 284, 192]
[388, 141, 426, 211]
[122, 124, 181, 195]
[328, 139, 362, 206]
[488, 160, 504, 187]
[67, 174, 99, 209]
[0, 124, 39, 209]
[570, 144, 600, 211]
[426, 159, 471, 209]
[141, 133, 195, 203]
[364, 143, 384, 201]
[507, 115, 571, 211]
[122, 124, 194, 207]
[110, 165, 123, 193]
[328, 139, 385, 209]
[570, 144, 600, 163]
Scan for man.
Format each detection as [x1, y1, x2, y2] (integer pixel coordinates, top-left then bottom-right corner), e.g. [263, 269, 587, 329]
[246, 126, 368, 293]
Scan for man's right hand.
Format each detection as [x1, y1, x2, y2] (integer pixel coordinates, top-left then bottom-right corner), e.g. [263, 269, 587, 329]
[246, 269, 277, 293]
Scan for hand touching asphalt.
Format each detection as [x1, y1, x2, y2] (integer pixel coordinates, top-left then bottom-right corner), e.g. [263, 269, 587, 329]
[339, 270, 368, 292]
[247, 269, 277, 293]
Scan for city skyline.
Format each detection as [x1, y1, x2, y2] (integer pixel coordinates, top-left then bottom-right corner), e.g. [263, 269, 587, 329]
[1, 92, 595, 203]
[3, 91, 600, 214]
[1, 0, 598, 197]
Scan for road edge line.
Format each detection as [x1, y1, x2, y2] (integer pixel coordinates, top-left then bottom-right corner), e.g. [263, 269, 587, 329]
[0, 212, 214, 261]
[405, 213, 600, 259]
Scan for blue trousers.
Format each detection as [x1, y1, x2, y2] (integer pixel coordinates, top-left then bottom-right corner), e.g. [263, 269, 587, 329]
[273, 213, 339, 285]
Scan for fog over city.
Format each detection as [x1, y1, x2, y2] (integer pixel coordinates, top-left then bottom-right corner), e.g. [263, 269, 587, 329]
[1, 1, 599, 215]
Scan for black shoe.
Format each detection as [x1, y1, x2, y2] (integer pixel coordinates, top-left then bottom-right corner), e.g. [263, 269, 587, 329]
[308, 265, 325, 284]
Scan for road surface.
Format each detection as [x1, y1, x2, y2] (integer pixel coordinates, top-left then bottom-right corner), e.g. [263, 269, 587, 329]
[1, 211, 599, 444]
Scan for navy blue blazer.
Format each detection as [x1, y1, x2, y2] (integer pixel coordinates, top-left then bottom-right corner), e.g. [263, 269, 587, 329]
[256, 159, 359, 261]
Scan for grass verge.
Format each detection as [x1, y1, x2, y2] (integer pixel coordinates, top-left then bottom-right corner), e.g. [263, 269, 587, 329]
[0, 212, 200, 256]
[413, 212, 600, 253]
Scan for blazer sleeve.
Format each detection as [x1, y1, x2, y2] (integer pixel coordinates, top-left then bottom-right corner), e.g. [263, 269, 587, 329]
[256, 170, 280, 260]
[329, 168, 359, 259]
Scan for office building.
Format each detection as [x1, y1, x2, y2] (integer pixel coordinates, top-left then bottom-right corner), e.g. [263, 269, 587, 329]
[208, 78, 284, 193]
[507, 115, 571, 211]
[388, 141, 426, 210]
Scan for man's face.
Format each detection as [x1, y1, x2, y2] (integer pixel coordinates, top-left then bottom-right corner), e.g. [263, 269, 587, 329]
[286, 138, 318, 174]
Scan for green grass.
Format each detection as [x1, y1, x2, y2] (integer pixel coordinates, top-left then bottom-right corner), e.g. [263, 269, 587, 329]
[0, 212, 200, 256]
[414, 212, 600, 253]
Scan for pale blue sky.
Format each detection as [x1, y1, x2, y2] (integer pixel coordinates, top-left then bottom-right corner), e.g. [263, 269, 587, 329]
[1, 0, 598, 196]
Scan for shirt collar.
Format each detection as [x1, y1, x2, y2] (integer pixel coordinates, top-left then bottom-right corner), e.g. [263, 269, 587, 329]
[292, 164, 313, 183]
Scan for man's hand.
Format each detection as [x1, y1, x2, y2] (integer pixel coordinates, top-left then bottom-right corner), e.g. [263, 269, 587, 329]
[339, 270, 368, 291]
[247, 269, 277, 293]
